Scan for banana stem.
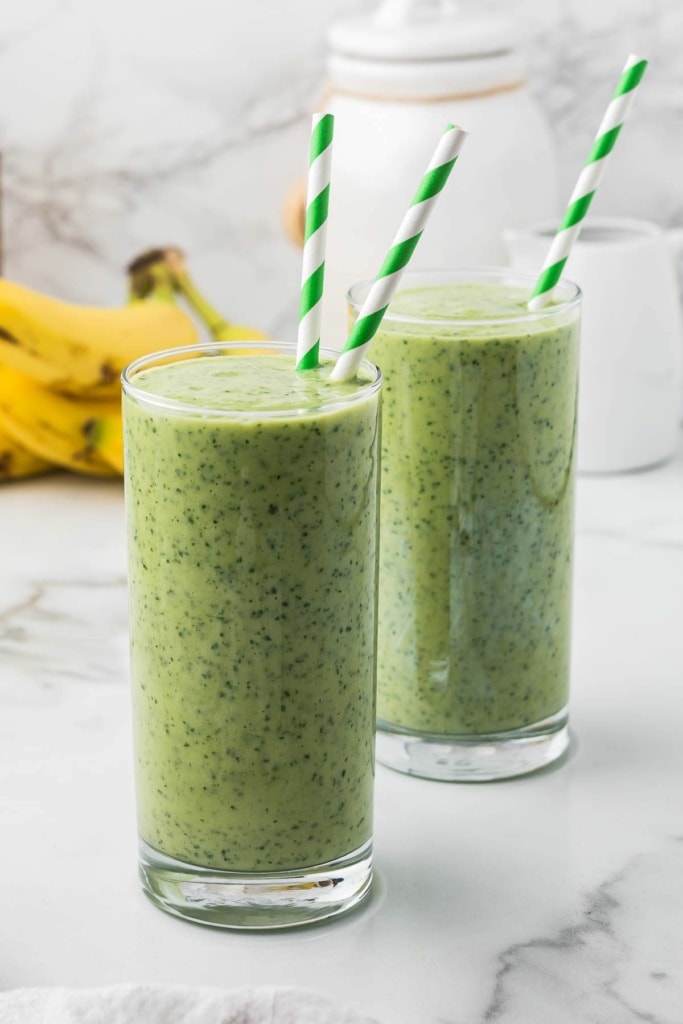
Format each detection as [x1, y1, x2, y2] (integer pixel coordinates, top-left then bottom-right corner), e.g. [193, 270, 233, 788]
[126, 247, 267, 342]
[161, 249, 234, 340]
[126, 251, 180, 305]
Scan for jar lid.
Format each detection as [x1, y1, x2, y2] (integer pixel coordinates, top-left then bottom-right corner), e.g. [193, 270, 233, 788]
[327, 0, 518, 62]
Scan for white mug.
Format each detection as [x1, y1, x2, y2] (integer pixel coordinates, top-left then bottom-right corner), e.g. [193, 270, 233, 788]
[504, 217, 683, 473]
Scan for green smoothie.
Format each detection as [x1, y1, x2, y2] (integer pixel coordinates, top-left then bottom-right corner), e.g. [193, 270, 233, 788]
[123, 351, 381, 873]
[368, 280, 580, 737]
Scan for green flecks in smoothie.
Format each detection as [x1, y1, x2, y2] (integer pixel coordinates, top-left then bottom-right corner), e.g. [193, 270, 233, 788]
[372, 283, 580, 735]
[124, 354, 380, 871]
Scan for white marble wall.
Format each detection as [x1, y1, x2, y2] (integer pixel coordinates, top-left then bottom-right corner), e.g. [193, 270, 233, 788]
[1, 0, 681, 336]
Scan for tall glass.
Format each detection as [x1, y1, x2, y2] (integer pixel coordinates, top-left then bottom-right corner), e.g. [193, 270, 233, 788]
[122, 341, 382, 927]
[352, 269, 581, 781]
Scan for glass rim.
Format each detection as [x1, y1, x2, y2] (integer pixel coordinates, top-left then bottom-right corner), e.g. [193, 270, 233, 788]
[121, 340, 383, 419]
[347, 266, 582, 328]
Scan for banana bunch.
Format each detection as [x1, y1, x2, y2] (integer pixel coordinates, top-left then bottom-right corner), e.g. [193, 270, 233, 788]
[0, 426, 53, 483]
[0, 365, 123, 478]
[0, 249, 267, 482]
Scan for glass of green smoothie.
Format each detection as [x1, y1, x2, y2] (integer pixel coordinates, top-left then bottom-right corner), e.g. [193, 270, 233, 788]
[122, 341, 382, 928]
[351, 269, 581, 781]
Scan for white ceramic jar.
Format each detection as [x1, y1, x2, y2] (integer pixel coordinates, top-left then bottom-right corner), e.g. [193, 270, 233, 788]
[289, 0, 560, 345]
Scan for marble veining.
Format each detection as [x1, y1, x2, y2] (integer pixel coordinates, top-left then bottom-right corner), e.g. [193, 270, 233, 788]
[477, 839, 683, 1024]
[0, 576, 128, 693]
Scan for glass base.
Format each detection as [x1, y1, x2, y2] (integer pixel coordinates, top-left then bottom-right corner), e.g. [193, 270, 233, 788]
[376, 707, 569, 781]
[138, 838, 373, 930]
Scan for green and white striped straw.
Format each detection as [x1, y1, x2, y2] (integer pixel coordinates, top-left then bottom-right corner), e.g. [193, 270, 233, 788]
[331, 123, 468, 382]
[296, 112, 334, 370]
[529, 54, 648, 311]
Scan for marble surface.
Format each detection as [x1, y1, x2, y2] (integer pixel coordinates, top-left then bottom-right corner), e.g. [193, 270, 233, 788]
[1, 440, 683, 1022]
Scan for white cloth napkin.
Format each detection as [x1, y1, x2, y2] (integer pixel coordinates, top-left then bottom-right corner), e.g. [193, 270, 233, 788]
[0, 985, 381, 1024]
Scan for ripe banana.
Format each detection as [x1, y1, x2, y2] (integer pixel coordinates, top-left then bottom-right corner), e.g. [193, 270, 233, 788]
[0, 274, 198, 400]
[0, 250, 268, 483]
[0, 364, 123, 477]
[0, 426, 54, 482]
[128, 248, 270, 346]
[83, 412, 124, 474]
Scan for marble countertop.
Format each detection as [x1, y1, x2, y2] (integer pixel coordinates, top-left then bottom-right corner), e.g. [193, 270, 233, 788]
[1, 439, 682, 1024]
